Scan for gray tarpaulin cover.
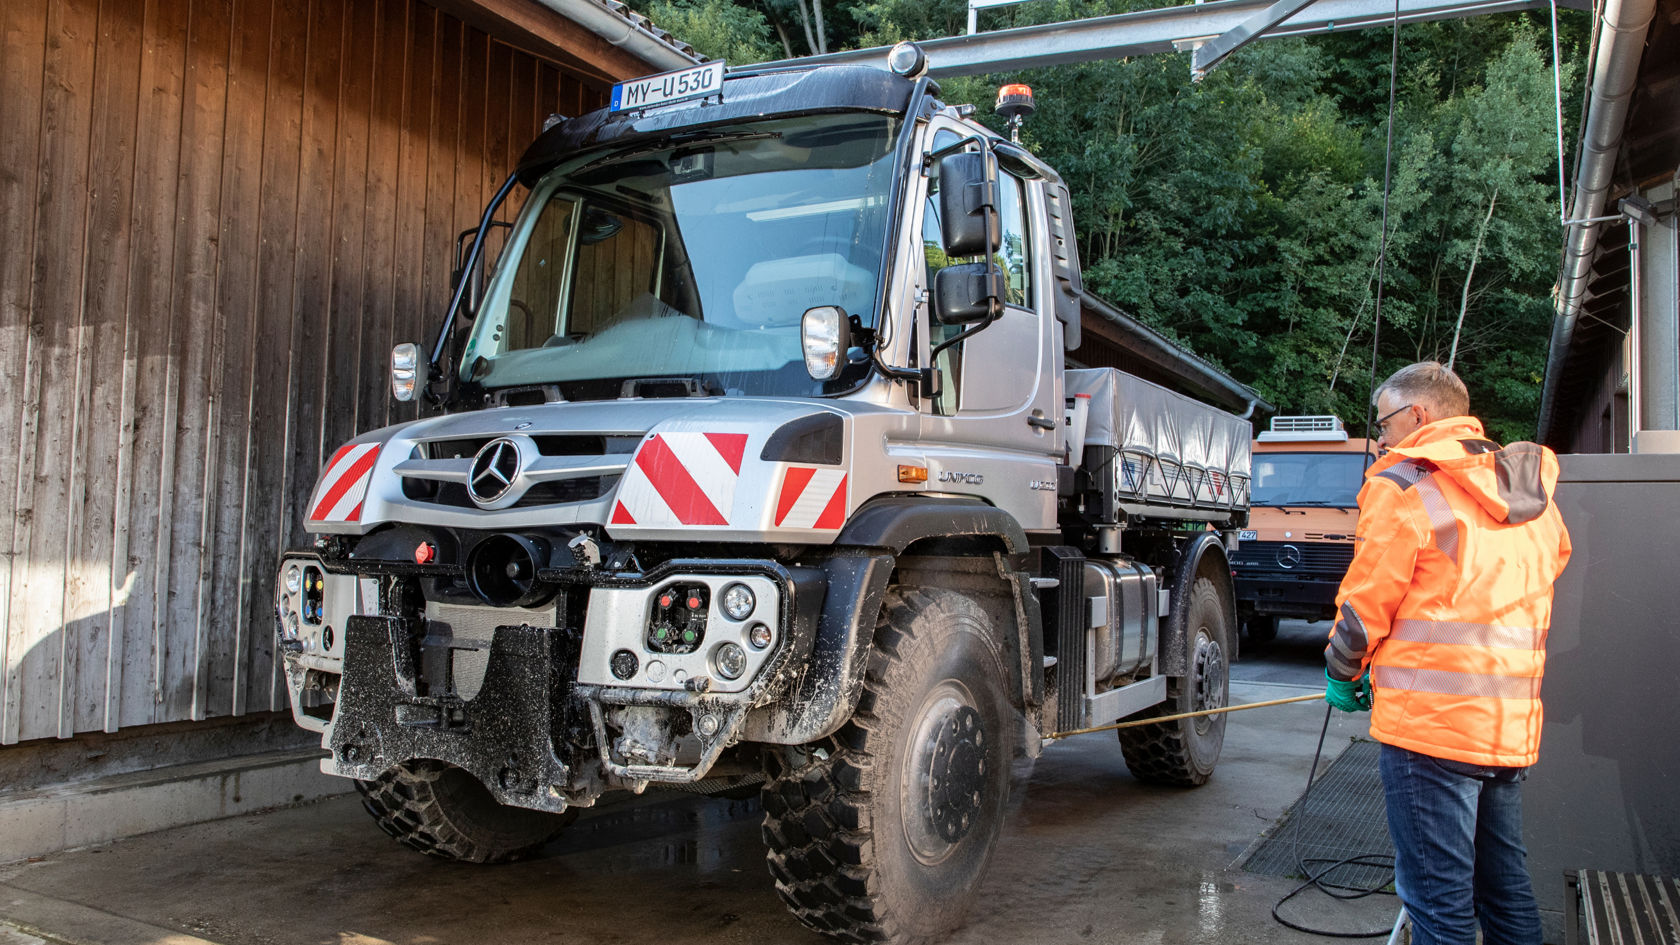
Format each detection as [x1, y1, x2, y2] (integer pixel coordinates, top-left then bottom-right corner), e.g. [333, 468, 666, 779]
[1067, 368, 1252, 514]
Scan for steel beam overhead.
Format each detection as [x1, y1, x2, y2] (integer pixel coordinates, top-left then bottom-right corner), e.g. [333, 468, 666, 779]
[1191, 0, 1322, 78]
[751, 0, 1590, 77]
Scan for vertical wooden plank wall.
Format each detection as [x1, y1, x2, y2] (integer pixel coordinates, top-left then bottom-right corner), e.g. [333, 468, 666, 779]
[0, 0, 607, 744]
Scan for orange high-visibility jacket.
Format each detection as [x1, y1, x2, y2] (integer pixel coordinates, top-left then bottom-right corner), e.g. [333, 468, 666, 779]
[1325, 417, 1571, 767]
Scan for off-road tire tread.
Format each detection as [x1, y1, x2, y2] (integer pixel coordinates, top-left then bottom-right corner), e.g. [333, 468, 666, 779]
[355, 760, 574, 864]
[760, 586, 948, 945]
[1118, 576, 1228, 787]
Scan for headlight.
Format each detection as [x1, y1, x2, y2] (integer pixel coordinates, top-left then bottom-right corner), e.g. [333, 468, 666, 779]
[720, 583, 755, 620]
[391, 343, 419, 402]
[801, 305, 851, 381]
[281, 610, 300, 641]
[284, 564, 301, 595]
[715, 642, 747, 680]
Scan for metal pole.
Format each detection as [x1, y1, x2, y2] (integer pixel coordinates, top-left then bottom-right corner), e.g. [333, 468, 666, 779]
[1629, 217, 1642, 448]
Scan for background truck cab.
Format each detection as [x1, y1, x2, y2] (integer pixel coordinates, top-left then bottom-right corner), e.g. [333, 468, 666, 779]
[1230, 415, 1372, 646]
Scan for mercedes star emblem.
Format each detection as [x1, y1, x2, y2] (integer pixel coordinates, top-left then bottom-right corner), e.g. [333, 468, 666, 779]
[469, 437, 522, 505]
[1276, 545, 1302, 570]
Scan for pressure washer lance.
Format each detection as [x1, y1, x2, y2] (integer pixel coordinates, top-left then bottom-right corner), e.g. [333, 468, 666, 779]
[1045, 691, 1324, 740]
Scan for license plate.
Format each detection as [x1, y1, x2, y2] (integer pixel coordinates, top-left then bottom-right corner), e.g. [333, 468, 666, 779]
[611, 61, 725, 113]
[1239, 530, 1258, 541]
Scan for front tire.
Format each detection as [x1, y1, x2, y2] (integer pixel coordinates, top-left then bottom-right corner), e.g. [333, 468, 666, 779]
[761, 587, 1015, 945]
[356, 759, 576, 864]
[1118, 575, 1231, 786]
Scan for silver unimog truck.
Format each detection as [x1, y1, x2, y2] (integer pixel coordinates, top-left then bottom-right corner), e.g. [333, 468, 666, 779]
[276, 47, 1257, 945]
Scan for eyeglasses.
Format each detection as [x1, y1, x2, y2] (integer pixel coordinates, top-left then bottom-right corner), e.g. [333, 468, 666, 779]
[1375, 403, 1414, 437]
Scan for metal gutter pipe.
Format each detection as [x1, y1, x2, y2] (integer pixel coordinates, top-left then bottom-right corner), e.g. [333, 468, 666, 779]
[1537, 0, 1655, 441]
[540, 0, 700, 75]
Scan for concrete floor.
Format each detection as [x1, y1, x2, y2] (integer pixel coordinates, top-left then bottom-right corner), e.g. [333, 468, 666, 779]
[0, 620, 1403, 945]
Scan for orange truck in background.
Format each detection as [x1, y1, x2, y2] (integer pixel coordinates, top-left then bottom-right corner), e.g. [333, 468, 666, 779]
[1229, 416, 1373, 646]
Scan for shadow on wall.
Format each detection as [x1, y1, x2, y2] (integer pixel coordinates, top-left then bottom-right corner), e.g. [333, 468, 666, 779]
[1525, 461, 1680, 933]
[1, 557, 286, 747]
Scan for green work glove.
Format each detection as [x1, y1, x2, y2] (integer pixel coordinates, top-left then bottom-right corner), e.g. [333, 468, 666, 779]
[1325, 670, 1374, 713]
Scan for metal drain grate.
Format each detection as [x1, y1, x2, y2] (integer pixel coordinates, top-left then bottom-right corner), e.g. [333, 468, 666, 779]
[1243, 739, 1394, 889]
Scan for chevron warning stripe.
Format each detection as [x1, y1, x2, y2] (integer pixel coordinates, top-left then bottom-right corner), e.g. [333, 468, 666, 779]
[775, 467, 847, 530]
[309, 443, 380, 523]
[612, 432, 749, 528]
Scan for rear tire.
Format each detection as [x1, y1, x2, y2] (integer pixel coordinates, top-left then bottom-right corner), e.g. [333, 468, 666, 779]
[761, 587, 1015, 945]
[1119, 575, 1230, 786]
[356, 759, 576, 864]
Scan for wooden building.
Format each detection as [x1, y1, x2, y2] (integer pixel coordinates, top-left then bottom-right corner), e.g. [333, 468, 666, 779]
[0, 0, 694, 748]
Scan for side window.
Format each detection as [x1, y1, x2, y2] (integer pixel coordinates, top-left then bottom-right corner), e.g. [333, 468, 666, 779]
[504, 192, 576, 350]
[566, 206, 664, 335]
[922, 139, 1035, 416]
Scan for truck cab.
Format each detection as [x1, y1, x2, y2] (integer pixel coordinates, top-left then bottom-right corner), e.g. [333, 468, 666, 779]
[274, 53, 1258, 945]
[1230, 415, 1372, 645]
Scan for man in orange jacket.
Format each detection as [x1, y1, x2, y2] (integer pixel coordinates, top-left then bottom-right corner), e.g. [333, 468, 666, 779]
[1325, 362, 1571, 945]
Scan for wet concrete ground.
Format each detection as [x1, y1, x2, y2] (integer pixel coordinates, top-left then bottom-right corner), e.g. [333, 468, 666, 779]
[0, 620, 1403, 945]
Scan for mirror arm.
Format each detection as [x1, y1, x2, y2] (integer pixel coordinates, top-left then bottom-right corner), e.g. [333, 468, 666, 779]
[427, 171, 522, 405]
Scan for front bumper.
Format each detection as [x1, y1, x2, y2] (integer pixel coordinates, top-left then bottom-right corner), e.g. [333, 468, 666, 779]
[277, 552, 823, 807]
[1233, 572, 1341, 620]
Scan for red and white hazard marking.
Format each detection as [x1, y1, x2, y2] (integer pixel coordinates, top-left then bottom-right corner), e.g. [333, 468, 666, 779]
[309, 443, 380, 523]
[612, 432, 749, 527]
[775, 467, 847, 530]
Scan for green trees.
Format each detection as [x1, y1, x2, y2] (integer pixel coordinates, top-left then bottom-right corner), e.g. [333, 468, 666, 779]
[629, 0, 1581, 440]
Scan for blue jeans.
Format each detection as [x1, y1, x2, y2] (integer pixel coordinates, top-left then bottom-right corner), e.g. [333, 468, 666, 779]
[1379, 744, 1542, 945]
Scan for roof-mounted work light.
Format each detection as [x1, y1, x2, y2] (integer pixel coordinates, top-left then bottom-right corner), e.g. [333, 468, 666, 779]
[887, 41, 929, 79]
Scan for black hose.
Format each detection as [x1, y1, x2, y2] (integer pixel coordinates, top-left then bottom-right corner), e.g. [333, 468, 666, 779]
[1269, 704, 1399, 938]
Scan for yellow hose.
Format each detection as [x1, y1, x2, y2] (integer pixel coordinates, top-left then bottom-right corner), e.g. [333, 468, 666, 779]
[1047, 692, 1325, 740]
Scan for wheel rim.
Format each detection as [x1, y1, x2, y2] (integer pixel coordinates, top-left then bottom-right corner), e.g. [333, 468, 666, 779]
[1189, 628, 1227, 736]
[901, 680, 988, 865]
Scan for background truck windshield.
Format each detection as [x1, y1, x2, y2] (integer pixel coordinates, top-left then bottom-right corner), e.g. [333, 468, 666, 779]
[461, 114, 899, 398]
[1250, 452, 1369, 507]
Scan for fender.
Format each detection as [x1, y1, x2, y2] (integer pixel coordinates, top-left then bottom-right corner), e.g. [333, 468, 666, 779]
[834, 495, 1029, 556]
[1160, 532, 1232, 677]
[740, 553, 894, 745]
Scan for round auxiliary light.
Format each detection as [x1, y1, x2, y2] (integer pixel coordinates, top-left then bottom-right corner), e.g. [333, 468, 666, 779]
[610, 649, 639, 681]
[282, 610, 301, 641]
[887, 41, 929, 79]
[720, 583, 756, 621]
[715, 642, 748, 680]
[748, 622, 773, 650]
[285, 564, 302, 596]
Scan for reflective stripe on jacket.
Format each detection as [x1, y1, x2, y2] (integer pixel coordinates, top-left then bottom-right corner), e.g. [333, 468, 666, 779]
[1324, 417, 1571, 767]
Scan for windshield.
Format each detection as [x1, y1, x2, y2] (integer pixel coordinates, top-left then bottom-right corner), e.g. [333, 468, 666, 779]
[1251, 452, 1370, 507]
[461, 114, 901, 398]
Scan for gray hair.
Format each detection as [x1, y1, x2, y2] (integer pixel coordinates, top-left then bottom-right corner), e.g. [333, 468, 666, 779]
[1374, 361, 1470, 419]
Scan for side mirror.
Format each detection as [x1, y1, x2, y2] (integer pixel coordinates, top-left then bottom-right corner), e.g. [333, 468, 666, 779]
[391, 343, 420, 402]
[933, 262, 1005, 325]
[801, 306, 853, 381]
[937, 151, 1000, 258]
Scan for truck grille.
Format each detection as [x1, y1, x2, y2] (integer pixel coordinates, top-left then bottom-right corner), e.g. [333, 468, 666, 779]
[394, 434, 637, 510]
[1231, 541, 1355, 575]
